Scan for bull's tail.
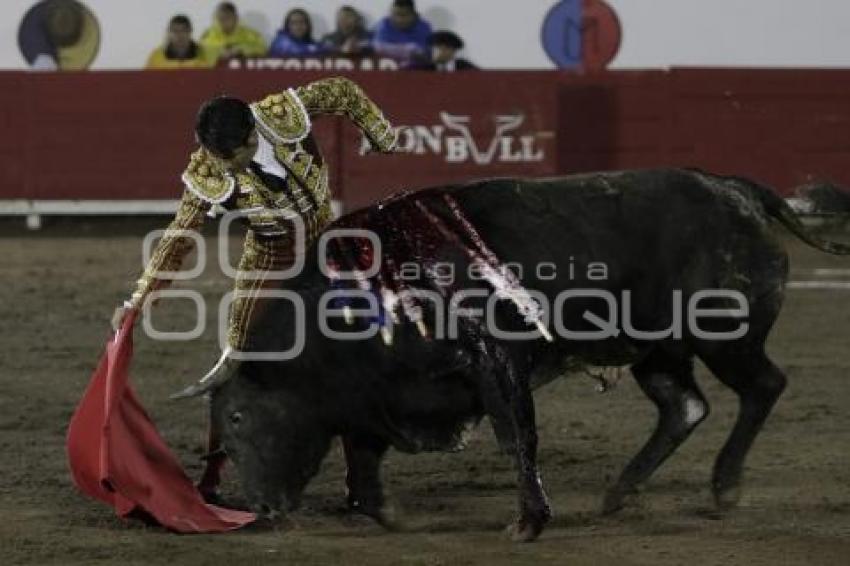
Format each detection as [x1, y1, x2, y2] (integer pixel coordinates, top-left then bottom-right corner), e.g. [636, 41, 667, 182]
[729, 176, 850, 256]
[793, 181, 850, 215]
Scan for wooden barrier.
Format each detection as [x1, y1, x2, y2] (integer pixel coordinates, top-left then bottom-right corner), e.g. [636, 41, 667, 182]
[1, 69, 848, 216]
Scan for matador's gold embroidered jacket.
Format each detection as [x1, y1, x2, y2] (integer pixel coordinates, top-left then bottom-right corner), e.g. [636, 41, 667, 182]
[128, 77, 397, 309]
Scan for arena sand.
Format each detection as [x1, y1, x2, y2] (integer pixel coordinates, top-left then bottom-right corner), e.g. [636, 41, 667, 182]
[0, 219, 847, 565]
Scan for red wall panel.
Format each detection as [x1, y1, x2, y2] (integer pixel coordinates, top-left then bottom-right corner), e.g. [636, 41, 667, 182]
[0, 74, 28, 198]
[3, 69, 849, 208]
[555, 71, 672, 173]
[668, 69, 850, 192]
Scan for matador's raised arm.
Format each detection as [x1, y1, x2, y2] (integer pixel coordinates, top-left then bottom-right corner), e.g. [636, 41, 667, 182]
[252, 77, 399, 153]
[128, 189, 210, 309]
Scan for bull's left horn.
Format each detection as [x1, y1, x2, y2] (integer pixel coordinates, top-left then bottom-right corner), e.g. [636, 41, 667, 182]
[170, 347, 236, 400]
[415, 319, 429, 339]
[380, 325, 394, 346]
[536, 321, 554, 342]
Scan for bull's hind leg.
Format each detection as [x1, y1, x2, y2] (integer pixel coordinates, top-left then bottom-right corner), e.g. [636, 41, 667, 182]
[603, 349, 709, 515]
[698, 347, 786, 509]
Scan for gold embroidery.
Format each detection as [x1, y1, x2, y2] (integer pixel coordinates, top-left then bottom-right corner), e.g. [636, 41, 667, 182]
[182, 149, 234, 203]
[296, 77, 397, 153]
[228, 201, 331, 349]
[129, 78, 395, 350]
[251, 88, 311, 143]
[130, 190, 210, 308]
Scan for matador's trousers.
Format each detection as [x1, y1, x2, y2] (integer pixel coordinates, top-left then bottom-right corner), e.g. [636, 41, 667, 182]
[228, 230, 297, 351]
[200, 231, 296, 496]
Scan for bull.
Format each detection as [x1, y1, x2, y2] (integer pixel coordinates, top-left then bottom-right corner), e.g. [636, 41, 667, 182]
[178, 168, 850, 541]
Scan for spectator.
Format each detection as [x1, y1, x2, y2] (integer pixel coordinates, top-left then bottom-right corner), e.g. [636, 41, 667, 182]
[268, 8, 322, 57]
[146, 15, 214, 69]
[418, 31, 478, 71]
[320, 6, 373, 56]
[373, 0, 432, 61]
[200, 2, 266, 62]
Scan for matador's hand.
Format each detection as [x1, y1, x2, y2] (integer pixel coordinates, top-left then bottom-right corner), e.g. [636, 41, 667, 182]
[362, 126, 410, 155]
[111, 303, 137, 332]
[388, 126, 411, 153]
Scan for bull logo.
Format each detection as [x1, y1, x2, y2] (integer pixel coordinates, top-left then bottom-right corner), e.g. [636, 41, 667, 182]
[379, 113, 546, 165]
[440, 113, 532, 165]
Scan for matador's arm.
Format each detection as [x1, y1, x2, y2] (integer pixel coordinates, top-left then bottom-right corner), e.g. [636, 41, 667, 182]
[296, 77, 398, 152]
[127, 190, 210, 309]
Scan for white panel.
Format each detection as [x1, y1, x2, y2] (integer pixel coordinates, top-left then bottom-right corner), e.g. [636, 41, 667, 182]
[2, 0, 850, 70]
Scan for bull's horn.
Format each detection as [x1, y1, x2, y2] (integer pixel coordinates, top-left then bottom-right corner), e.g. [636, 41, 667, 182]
[170, 346, 235, 400]
[380, 325, 394, 346]
[415, 319, 429, 339]
[535, 321, 554, 342]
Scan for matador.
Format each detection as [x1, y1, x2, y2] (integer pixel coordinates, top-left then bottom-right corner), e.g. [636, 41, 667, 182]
[111, 76, 399, 499]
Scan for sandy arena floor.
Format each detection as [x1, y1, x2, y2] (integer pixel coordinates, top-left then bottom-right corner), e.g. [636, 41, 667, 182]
[0, 219, 848, 565]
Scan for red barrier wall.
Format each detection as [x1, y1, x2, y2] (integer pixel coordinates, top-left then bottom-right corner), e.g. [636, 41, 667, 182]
[2, 69, 848, 208]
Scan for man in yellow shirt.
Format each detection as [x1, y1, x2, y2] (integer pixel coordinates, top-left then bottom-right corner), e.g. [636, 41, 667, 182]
[200, 2, 267, 63]
[146, 14, 214, 69]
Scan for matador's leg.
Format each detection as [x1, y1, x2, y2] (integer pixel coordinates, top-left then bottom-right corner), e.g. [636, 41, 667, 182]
[198, 233, 290, 499]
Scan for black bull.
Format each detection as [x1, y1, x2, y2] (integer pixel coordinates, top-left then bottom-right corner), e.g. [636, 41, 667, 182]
[196, 169, 849, 541]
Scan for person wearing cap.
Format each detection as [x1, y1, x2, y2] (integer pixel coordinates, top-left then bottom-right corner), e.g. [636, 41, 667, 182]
[200, 2, 267, 63]
[418, 30, 478, 71]
[372, 0, 432, 62]
[110, 77, 401, 501]
[146, 15, 215, 69]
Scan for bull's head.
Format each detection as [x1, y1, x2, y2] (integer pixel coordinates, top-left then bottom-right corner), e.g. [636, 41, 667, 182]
[209, 364, 333, 519]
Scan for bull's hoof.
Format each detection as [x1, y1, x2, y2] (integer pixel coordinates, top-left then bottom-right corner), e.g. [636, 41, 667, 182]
[601, 485, 638, 516]
[363, 503, 403, 531]
[251, 503, 287, 525]
[505, 505, 550, 543]
[505, 516, 546, 543]
[712, 482, 742, 510]
[372, 503, 403, 531]
[199, 488, 222, 506]
[348, 497, 403, 531]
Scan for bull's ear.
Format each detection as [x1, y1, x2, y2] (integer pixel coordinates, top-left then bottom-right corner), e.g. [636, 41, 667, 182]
[170, 348, 237, 401]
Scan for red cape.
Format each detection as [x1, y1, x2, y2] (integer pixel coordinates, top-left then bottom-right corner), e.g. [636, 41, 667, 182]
[66, 312, 255, 532]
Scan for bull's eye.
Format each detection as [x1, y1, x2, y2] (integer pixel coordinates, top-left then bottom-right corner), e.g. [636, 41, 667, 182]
[229, 411, 243, 426]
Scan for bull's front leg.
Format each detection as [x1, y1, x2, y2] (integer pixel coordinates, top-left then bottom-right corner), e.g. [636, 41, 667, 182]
[477, 338, 551, 542]
[504, 357, 551, 542]
[341, 434, 398, 528]
[479, 372, 518, 454]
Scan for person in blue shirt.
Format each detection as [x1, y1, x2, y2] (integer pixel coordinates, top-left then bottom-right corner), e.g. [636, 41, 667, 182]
[320, 5, 373, 56]
[268, 8, 322, 57]
[372, 0, 432, 62]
